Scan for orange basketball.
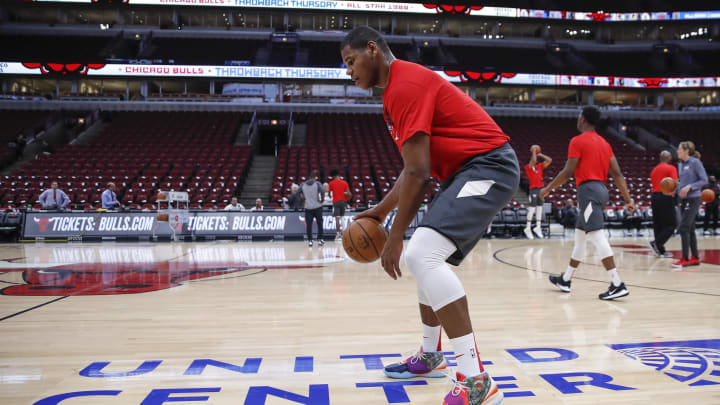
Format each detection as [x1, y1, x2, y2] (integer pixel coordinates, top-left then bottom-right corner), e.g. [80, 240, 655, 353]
[660, 177, 677, 194]
[157, 192, 167, 200]
[342, 217, 388, 263]
[157, 213, 169, 222]
[702, 189, 715, 203]
[531, 144, 541, 154]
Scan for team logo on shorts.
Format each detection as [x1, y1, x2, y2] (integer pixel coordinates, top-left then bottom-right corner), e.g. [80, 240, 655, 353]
[609, 339, 720, 386]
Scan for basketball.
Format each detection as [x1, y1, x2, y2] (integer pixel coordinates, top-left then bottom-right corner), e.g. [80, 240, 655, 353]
[344, 190, 352, 201]
[157, 192, 167, 200]
[342, 217, 388, 263]
[531, 144, 541, 154]
[702, 189, 715, 203]
[660, 177, 677, 194]
[157, 213, 169, 222]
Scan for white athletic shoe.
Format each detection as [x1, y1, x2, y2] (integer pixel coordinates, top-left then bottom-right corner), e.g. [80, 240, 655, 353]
[524, 227, 534, 240]
[533, 226, 544, 239]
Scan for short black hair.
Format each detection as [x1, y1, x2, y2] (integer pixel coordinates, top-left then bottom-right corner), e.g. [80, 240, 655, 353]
[341, 26, 391, 54]
[581, 106, 601, 126]
[329, 168, 339, 177]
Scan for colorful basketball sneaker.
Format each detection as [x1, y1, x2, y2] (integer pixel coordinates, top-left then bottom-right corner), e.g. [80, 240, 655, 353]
[443, 372, 503, 405]
[384, 349, 447, 379]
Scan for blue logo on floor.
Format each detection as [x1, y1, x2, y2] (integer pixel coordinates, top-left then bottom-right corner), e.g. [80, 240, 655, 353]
[609, 339, 720, 387]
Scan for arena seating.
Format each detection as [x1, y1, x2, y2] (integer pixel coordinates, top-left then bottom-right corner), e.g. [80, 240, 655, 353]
[631, 119, 720, 169]
[1, 112, 252, 210]
[0, 110, 54, 168]
[271, 113, 411, 208]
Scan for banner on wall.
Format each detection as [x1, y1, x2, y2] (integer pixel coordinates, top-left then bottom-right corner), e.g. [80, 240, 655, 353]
[2, 62, 719, 89]
[27, 1, 720, 21]
[22, 211, 420, 239]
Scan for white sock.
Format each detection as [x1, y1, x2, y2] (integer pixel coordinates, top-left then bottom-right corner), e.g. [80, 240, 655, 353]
[450, 333, 484, 377]
[563, 265, 576, 282]
[422, 324, 442, 353]
[525, 221, 532, 229]
[608, 268, 622, 286]
[535, 207, 543, 228]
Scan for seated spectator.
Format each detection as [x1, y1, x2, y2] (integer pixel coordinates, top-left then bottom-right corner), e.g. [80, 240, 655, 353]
[250, 198, 264, 211]
[223, 196, 245, 211]
[287, 184, 303, 210]
[322, 182, 333, 207]
[101, 182, 121, 209]
[559, 198, 578, 228]
[623, 207, 643, 236]
[38, 181, 70, 210]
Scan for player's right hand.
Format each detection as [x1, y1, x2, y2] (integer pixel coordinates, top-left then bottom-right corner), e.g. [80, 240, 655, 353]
[353, 206, 386, 224]
[625, 199, 636, 213]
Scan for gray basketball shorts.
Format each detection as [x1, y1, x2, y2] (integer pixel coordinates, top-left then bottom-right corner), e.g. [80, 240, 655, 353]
[576, 180, 609, 233]
[528, 188, 542, 207]
[333, 200, 346, 217]
[418, 143, 520, 266]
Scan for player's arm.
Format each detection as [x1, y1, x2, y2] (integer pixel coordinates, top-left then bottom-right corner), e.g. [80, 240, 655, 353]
[539, 158, 578, 200]
[609, 157, 635, 211]
[539, 153, 552, 168]
[529, 149, 537, 166]
[381, 131, 431, 280]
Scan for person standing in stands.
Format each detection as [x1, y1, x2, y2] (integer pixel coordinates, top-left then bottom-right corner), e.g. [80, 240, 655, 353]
[328, 168, 350, 239]
[649, 150, 678, 258]
[300, 170, 325, 247]
[540, 106, 634, 300]
[341, 26, 518, 405]
[38, 181, 70, 210]
[673, 141, 708, 268]
[703, 175, 718, 235]
[101, 182, 120, 209]
[524, 145, 552, 239]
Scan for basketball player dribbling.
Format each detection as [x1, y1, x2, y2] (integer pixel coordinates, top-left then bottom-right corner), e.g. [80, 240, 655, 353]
[341, 26, 519, 405]
[540, 106, 634, 300]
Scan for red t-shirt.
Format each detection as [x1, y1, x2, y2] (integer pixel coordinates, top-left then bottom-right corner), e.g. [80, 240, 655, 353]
[328, 178, 349, 203]
[650, 162, 679, 192]
[525, 163, 544, 189]
[382, 60, 509, 181]
[567, 131, 614, 186]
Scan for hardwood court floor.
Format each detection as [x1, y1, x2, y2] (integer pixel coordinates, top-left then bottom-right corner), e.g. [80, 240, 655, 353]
[1, 236, 719, 405]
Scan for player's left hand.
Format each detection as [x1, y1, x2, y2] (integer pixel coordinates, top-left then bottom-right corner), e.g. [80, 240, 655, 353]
[679, 185, 691, 198]
[380, 234, 403, 280]
[539, 187, 550, 201]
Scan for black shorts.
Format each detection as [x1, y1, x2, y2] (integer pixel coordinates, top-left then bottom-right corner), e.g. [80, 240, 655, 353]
[333, 201, 346, 217]
[419, 143, 520, 266]
[576, 181, 609, 232]
[528, 188, 543, 207]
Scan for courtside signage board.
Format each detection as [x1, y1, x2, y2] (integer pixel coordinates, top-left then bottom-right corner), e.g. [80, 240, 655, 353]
[2, 62, 719, 89]
[23, 211, 408, 238]
[26, 1, 720, 21]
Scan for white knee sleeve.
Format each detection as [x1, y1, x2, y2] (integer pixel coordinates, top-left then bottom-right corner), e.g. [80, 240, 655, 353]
[535, 206, 543, 223]
[404, 227, 466, 312]
[526, 208, 535, 221]
[588, 230, 614, 259]
[416, 282, 431, 306]
[571, 230, 587, 261]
